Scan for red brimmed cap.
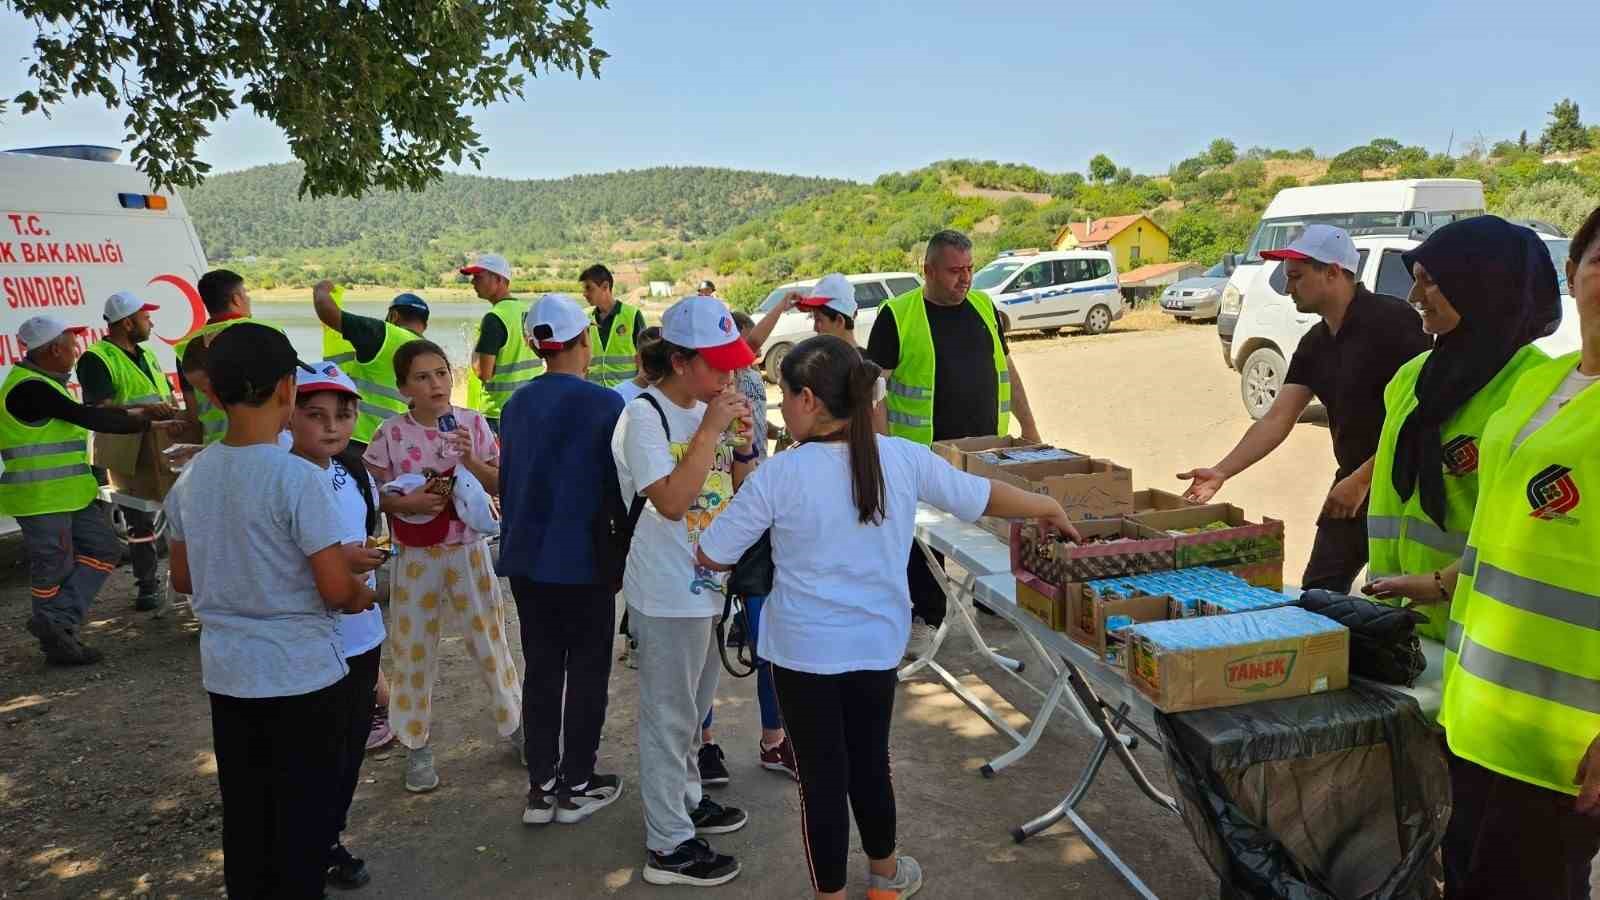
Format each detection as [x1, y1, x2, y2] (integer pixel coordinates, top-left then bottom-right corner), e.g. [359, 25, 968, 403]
[662, 295, 757, 371]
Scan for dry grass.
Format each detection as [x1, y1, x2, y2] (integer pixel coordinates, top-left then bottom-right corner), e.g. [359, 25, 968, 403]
[1119, 304, 1185, 332]
[1263, 159, 1330, 184]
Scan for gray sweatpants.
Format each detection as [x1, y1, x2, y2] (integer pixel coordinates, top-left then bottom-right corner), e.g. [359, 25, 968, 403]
[20, 501, 122, 630]
[632, 607, 721, 853]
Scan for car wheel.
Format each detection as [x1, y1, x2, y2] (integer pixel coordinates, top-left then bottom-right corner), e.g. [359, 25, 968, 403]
[1240, 346, 1287, 420]
[1082, 305, 1112, 335]
[763, 342, 792, 384]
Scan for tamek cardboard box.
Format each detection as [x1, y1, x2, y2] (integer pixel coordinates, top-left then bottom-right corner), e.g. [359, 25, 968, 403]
[965, 455, 1134, 521]
[1128, 504, 1286, 570]
[1128, 617, 1349, 712]
[1016, 575, 1069, 632]
[93, 429, 182, 502]
[1132, 488, 1205, 515]
[1011, 519, 1175, 584]
[932, 436, 1043, 471]
[1068, 589, 1172, 668]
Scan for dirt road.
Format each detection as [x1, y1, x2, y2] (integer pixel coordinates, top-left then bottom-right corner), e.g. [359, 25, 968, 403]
[1, 324, 1349, 899]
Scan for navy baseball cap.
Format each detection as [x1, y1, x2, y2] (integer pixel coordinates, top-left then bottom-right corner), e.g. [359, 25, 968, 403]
[389, 293, 431, 319]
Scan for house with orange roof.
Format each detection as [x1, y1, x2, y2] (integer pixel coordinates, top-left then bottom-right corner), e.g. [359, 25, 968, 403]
[1052, 214, 1170, 272]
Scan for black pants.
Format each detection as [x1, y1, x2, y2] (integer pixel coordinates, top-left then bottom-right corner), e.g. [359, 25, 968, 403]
[511, 578, 616, 788]
[209, 682, 343, 900]
[123, 507, 161, 596]
[1301, 515, 1368, 593]
[1444, 754, 1600, 900]
[906, 542, 946, 628]
[331, 646, 382, 839]
[773, 665, 898, 894]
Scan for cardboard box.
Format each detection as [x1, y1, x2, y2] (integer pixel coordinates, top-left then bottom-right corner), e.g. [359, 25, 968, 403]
[966, 456, 1134, 521]
[932, 436, 1043, 471]
[1068, 588, 1172, 667]
[1215, 557, 1287, 592]
[1127, 608, 1349, 712]
[1012, 519, 1175, 584]
[1132, 488, 1205, 515]
[1128, 504, 1286, 570]
[1016, 575, 1069, 631]
[95, 429, 182, 502]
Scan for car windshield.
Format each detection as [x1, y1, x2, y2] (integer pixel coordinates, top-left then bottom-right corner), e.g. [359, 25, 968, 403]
[757, 287, 801, 313]
[972, 260, 1024, 290]
[1244, 213, 1410, 263]
[1545, 239, 1571, 294]
[1204, 261, 1227, 277]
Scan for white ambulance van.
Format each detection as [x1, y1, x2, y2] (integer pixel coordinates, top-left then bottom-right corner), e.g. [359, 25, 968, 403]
[0, 145, 210, 533]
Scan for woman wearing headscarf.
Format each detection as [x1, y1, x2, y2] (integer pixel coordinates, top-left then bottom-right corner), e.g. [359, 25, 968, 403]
[1366, 207, 1600, 899]
[1364, 215, 1561, 642]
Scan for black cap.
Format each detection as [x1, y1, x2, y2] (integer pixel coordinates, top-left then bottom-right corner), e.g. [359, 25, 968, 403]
[389, 292, 431, 319]
[205, 322, 309, 405]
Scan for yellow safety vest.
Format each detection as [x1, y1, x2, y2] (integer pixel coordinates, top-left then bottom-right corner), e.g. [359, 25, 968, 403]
[881, 287, 1010, 445]
[477, 298, 541, 419]
[1368, 344, 1547, 640]
[322, 284, 358, 367]
[82, 339, 174, 407]
[344, 321, 420, 445]
[1440, 352, 1600, 795]
[0, 365, 98, 517]
[587, 301, 640, 387]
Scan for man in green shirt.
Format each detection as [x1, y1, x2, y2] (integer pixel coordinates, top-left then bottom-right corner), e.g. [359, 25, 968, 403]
[463, 253, 539, 433]
[580, 263, 646, 387]
[77, 291, 179, 612]
[311, 283, 428, 453]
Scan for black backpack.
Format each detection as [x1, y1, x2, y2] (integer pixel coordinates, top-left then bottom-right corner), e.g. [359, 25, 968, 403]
[595, 393, 669, 591]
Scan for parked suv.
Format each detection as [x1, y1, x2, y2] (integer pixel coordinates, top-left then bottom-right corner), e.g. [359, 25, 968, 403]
[753, 271, 922, 381]
[970, 248, 1124, 335]
[1220, 230, 1578, 419]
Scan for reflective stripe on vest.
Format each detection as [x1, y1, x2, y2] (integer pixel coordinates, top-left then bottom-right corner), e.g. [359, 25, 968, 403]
[1439, 351, 1600, 796]
[344, 321, 420, 444]
[587, 302, 641, 387]
[480, 299, 540, 417]
[1367, 345, 1547, 642]
[881, 287, 1010, 446]
[82, 339, 173, 408]
[0, 366, 99, 517]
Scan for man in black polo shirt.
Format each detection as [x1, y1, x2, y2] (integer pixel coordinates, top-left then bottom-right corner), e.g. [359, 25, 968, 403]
[1180, 225, 1430, 592]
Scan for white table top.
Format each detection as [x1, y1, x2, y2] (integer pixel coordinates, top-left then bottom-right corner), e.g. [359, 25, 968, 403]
[913, 504, 1013, 575]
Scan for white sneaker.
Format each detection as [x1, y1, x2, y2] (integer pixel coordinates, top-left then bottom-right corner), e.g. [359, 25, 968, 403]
[904, 618, 936, 661]
[405, 746, 440, 793]
[867, 855, 924, 899]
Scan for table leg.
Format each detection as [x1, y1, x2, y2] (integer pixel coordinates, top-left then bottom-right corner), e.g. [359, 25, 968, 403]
[899, 541, 1021, 681]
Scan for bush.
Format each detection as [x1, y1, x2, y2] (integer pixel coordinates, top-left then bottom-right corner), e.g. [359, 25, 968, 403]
[1267, 175, 1302, 194]
[1197, 171, 1235, 201]
[1206, 139, 1238, 167]
[1497, 181, 1600, 234]
[1231, 159, 1267, 190]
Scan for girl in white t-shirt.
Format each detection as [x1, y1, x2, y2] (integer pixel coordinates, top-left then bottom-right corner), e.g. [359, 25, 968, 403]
[697, 335, 1079, 900]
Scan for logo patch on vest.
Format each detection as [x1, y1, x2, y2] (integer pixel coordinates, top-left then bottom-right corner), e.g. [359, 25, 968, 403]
[1225, 650, 1296, 691]
[1441, 435, 1479, 476]
[616, 323, 626, 335]
[1527, 464, 1581, 521]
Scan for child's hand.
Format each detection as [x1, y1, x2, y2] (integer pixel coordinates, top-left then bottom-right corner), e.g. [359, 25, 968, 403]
[701, 390, 752, 436]
[445, 429, 475, 461]
[395, 489, 449, 517]
[347, 584, 378, 613]
[343, 544, 388, 575]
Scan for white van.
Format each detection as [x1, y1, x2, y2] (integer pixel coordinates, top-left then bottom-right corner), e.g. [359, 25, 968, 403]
[970, 248, 1124, 335]
[753, 271, 922, 380]
[0, 145, 210, 530]
[1217, 179, 1488, 418]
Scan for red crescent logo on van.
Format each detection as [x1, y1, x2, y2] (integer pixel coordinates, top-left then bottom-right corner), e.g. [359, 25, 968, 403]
[147, 274, 206, 345]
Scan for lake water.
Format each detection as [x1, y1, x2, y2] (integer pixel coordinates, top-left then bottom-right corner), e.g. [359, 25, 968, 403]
[254, 301, 486, 370]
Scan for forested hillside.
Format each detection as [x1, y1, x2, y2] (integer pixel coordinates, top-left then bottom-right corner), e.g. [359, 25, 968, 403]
[182, 163, 850, 287]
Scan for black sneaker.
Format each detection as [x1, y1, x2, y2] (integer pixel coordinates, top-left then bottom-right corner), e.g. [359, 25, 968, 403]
[134, 590, 163, 612]
[522, 779, 557, 825]
[697, 742, 730, 787]
[642, 838, 740, 887]
[555, 773, 623, 824]
[690, 796, 748, 835]
[325, 843, 371, 890]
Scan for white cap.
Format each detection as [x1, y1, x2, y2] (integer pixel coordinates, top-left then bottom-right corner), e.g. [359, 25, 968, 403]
[103, 290, 160, 324]
[796, 273, 857, 319]
[660, 295, 758, 371]
[18, 315, 87, 351]
[295, 360, 360, 398]
[525, 293, 590, 348]
[460, 253, 513, 281]
[1261, 224, 1360, 275]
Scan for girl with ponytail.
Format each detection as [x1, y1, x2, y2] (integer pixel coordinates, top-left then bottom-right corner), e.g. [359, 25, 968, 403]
[697, 334, 1079, 900]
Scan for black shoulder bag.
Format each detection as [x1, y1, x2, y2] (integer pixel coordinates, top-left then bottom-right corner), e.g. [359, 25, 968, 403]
[594, 393, 670, 592]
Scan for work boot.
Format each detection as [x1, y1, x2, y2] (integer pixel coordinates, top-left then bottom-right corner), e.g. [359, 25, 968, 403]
[27, 618, 104, 666]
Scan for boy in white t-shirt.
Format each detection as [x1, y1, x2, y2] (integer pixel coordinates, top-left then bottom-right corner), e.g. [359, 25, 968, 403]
[286, 362, 388, 890]
[165, 324, 376, 898]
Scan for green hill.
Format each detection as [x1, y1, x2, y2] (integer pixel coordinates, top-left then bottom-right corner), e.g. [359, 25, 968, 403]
[181, 163, 851, 288]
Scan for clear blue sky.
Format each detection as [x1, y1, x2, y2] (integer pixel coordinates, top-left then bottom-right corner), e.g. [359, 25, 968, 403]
[2, 0, 1597, 183]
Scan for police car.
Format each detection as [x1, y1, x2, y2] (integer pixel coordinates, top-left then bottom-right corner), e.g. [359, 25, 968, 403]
[970, 248, 1124, 335]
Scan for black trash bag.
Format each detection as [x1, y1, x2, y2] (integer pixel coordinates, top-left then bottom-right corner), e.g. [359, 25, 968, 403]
[1156, 681, 1450, 900]
[1295, 590, 1429, 687]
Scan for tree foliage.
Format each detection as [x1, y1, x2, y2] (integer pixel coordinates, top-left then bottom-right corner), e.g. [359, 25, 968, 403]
[1498, 181, 1600, 234]
[1540, 99, 1592, 154]
[1206, 139, 1238, 167]
[5, 0, 609, 197]
[1089, 154, 1117, 183]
